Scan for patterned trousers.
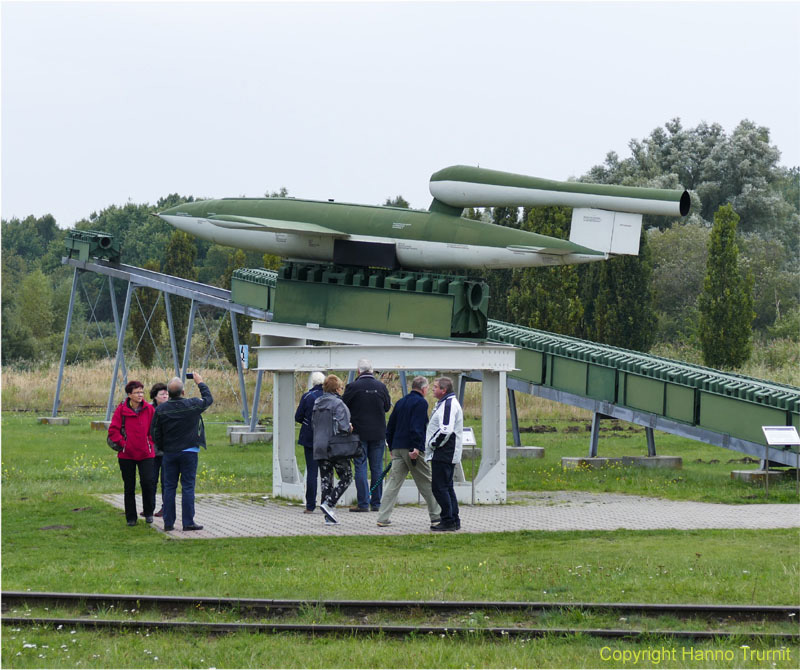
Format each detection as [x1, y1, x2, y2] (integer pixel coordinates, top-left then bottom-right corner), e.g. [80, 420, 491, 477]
[318, 458, 353, 507]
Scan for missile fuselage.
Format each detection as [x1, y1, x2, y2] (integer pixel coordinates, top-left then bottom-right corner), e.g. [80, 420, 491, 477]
[159, 198, 604, 270]
[157, 166, 689, 271]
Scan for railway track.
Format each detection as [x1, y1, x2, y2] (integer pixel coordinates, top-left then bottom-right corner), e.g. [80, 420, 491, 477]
[3, 591, 798, 643]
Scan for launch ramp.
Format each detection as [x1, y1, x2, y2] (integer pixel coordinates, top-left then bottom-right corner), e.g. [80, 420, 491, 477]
[486, 321, 800, 467]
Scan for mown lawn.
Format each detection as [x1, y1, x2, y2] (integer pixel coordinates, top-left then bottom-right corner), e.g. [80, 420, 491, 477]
[2, 412, 799, 668]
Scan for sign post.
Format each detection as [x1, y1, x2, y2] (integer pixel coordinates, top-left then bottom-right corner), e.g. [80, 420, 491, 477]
[761, 426, 800, 498]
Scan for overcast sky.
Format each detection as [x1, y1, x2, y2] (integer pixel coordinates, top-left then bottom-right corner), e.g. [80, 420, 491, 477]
[2, 1, 799, 227]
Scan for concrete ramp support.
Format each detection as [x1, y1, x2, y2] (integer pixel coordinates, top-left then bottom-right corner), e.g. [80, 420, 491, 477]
[253, 321, 517, 504]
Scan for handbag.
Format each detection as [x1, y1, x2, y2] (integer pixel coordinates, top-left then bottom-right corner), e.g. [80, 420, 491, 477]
[107, 413, 126, 452]
[327, 431, 361, 460]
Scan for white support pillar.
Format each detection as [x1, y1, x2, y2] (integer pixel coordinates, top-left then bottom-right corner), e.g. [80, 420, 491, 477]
[272, 370, 304, 499]
[473, 370, 507, 503]
[263, 334, 306, 500]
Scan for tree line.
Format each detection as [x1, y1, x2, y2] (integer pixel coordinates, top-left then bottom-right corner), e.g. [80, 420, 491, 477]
[2, 119, 798, 372]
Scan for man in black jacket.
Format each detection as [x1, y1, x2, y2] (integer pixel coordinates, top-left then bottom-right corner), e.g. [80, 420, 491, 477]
[151, 373, 213, 532]
[342, 359, 391, 511]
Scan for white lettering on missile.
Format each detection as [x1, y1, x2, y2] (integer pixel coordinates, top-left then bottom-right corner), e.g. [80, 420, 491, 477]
[392, 222, 411, 229]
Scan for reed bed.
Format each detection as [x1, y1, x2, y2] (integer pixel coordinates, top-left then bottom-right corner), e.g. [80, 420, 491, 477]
[0, 359, 587, 422]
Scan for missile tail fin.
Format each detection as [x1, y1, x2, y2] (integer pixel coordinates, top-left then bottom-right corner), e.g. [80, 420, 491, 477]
[569, 208, 642, 256]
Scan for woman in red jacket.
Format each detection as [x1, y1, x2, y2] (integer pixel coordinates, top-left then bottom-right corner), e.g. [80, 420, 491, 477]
[108, 380, 156, 526]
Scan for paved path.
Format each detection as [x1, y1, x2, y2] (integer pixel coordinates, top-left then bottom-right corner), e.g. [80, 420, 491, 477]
[99, 491, 800, 540]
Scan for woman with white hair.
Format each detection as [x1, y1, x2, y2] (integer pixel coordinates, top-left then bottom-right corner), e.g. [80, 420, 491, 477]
[294, 371, 326, 513]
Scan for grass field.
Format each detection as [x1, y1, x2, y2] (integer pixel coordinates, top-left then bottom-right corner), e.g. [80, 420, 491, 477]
[2, 409, 799, 668]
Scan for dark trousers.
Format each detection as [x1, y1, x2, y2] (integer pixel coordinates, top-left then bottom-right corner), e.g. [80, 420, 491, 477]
[152, 455, 163, 510]
[302, 445, 319, 511]
[162, 451, 198, 529]
[353, 439, 385, 509]
[118, 457, 155, 523]
[431, 460, 459, 527]
[319, 458, 353, 507]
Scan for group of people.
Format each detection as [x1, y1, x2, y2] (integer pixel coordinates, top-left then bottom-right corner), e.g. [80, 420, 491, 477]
[109, 361, 462, 534]
[107, 374, 213, 532]
[295, 359, 464, 532]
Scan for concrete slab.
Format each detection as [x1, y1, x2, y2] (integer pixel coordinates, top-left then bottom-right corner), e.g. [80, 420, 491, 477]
[461, 447, 543, 459]
[562, 457, 623, 469]
[98, 491, 800, 541]
[621, 456, 682, 469]
[230, 432, 273, 445]
[731, 469, 793, 484]
[226, 424, 270, 437]
[37, 417, 69, 425]
[508, 447, 545, 458]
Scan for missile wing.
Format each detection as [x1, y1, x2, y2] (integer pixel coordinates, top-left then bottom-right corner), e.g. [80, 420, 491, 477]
[156, 166, 689, 271]
[206, 214, 349, 238]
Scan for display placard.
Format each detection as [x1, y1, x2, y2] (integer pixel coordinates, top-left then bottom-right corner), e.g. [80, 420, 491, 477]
[462, 426, 477, 446]
[761, 425, 800, 446]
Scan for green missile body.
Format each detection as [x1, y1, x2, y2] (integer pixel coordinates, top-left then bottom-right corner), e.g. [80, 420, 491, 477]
[157, 166, 688, 271]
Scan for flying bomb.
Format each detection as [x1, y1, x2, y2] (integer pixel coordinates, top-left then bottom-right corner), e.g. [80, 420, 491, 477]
[157, 165, 689, 271]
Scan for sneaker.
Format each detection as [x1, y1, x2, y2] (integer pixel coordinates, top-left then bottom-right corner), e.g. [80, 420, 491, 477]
[348, 506, 369, 513]
[431, 523, 457, 532]
[163, 525, 174, 531]
[145, 516, 154, 524]
[154, 508, 163, 518]
[376, 520, 392, 527]
[324, 517, 339, 525]
[127, 520, 137, 527]
[370, 506, 381, 512]
[303, 509, 314, 514]
[320, 501, 338, 523]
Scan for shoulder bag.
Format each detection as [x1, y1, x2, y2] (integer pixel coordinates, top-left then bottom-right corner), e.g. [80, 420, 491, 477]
[107, 413, 126, 452]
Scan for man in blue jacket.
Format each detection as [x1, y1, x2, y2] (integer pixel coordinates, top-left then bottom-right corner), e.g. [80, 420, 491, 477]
[294, 371, 325, 514]
[342, 359, 391, 511]
[376, 376, 441, 528]
[151, 373, 213, 532]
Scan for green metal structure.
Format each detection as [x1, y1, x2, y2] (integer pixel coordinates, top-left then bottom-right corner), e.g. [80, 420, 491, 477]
[64, 230, 121, 263]
[487, 321, 800, 461]
[226, 267, 799, 465]
[231, 268, 277, 312]
[232, 264, 489, 339]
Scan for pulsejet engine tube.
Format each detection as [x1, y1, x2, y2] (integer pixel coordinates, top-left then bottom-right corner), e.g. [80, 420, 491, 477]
[429, 165, 690, 217]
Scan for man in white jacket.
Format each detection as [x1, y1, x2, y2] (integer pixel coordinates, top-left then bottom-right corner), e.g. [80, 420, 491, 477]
[425, 376, 463, 531]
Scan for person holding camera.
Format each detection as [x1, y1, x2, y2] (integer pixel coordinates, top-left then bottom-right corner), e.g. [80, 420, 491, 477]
[151, 373, 213, 532]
